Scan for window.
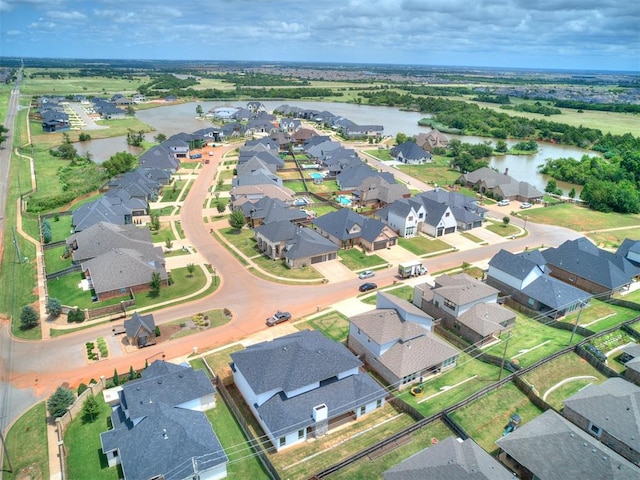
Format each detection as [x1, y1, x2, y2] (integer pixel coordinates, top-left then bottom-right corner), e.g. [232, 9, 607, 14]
[419, 212, 424, 219]
[360, 406, 366, 415]
[408, 216, 413, 221]
[589, 423, 602, 437]
[376, 399, 382, 408]
[443, 298, 456, 310]
[442, 356, 456, 368]
[279, 436, 287, 447]
[298, 429, 305, 440]
[445, 212, 450, 217]
[357, 328, 361, 335]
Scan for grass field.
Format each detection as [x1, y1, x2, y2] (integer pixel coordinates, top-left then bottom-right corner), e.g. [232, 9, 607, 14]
[397, 235, 453, 256]
[394, 156, 461, 188]
[362, 285, 414, 305]
[559, 298, 639, 333]
[295, 310, 350, 342]
[518, 203, 640, 233]
[520, 352, 607, 410]
[449, 382, 544, 455]
[1, 402, 49, 480]
[338, 249, 387, 270]
[64, 395, 120, 480]
[21, 69, 150, 96]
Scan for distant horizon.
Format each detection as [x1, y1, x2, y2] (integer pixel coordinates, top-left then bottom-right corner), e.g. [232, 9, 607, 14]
[1, 1, 637, 73]
[1, 55, 638, 76]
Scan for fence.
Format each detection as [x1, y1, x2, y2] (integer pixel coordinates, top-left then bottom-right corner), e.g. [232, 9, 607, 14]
[55, 377, 107, 480]
[215, 379, 280, 480]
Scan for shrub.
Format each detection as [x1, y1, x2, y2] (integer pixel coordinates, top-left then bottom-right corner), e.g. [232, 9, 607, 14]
[47, 386, 75, 418]
[77, 383, 88, 395]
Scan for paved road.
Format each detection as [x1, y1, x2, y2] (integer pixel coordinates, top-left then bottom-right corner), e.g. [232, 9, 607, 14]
[0, 106, 583, 433]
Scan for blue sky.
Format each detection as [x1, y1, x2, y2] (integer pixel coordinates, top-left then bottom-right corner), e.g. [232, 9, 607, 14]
[1, 0, 638, 71]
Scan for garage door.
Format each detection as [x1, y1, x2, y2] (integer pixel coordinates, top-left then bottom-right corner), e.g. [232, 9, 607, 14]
[445, 226, 456, 234]
[373, 241, 387, 250]
[310, 255, 324, 264]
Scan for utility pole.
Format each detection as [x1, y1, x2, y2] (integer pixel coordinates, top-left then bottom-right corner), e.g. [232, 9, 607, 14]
[0, 427, 13, 472]
[12, 226, 22, 263]
[498, 332, 512, 381]
[569, 301, 586, 345]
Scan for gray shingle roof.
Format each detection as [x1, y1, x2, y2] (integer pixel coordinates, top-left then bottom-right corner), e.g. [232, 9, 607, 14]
[230, 330, 363, 396]
[563, 378, 640, 454]
[433, 273, 499, 305]
[124, 312, 155, 338]
[67, 222, 153, 263]
[521, 275, 591, 310]
[284, 227, 338, 260]
[543, 238, 640, 291]
[351, 309, 427, 345]
[495, 410, 640, 480]
[384, 436, 514, 480]
[312, 208, 390, 243]
[457, 303, 515, 336]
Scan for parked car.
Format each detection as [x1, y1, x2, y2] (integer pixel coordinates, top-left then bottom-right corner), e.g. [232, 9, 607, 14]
[359, 282, 377, 292]
[266, 311, 291, 327]
[497, 199, 510, 206]
[520, 202, 532, 209]
[358, 270, 375, 279]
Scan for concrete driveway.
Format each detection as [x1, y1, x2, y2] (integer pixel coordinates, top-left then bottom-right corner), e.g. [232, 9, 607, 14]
[312, 259, 357, 283]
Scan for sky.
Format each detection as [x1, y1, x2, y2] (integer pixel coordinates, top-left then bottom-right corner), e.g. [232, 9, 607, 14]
[0, 0, 638, 72]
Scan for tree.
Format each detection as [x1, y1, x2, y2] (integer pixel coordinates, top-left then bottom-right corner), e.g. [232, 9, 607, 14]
[545, 179, 562, 195]
[20, 305, 39, 329]
[0, 124, 8, 148]
[103, 151, 137, 177]
[126, 105, 136, 116]
[216, 200, 226, 213]
[78, 132, 91, 142]
[228, 209, 245, 231]
[186, 263, 196, 277]
[46, 297, 62, 318]
[502, 216, 510, 227]
[57, 133, 77, 162]
[495, 140, 508, 153]
[82, 394, 100, 422]
[67, 308, 85, 323]
[196, 104, 204, 117]
[154, 133, 167, 143]
[150, 272, 162, 297]
[129, 366, 135, 381]
[568, 187, 576, 201]
[113, 368, 120, 386]
[395, 132, 408, 145]
[47, 386, 75, 418]
[165, 238, 173, 250]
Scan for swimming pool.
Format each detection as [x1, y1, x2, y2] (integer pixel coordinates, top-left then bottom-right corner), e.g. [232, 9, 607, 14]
[336, 195, 352, 206]
[310, 172, 323, 180]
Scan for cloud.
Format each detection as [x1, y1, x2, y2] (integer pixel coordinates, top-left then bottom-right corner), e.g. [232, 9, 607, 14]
[47, 10, 86, 20]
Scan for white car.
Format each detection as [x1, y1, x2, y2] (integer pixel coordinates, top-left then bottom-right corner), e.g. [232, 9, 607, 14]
[520, 202, 532, 209]
[497, 199, 510, 206]
[358, 270, 375, 279]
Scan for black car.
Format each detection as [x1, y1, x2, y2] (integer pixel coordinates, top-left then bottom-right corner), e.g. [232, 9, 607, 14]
[266, 311, 292, 327]
[359, 282, 378, 292]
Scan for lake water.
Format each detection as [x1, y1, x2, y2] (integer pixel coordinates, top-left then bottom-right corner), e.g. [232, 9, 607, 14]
[79, 100, 596, 195]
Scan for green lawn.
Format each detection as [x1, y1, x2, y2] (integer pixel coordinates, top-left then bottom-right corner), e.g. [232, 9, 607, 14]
[45, 214, 74, 242]
[252, 255, 324, 280]
[218, 227, 260, 258]
[160, 181, 184, 202]
[1, 402, 49, 480]
[363, 148, 393, 161]
[338, 249, 387, 270]
[205, 398, 270, 479]
[397, 236, 452, 256]
[296, 311, 350, 342]
[520, 352, 607, 410]
[559, 298, 639, 333]
[395, 156, 461, 188]
[308, 204, 338, 217]
[44, 245, 73, 273]
[64, 395, 120, 480]
[399, 352, 502, 417]
[517, 203, 640, 233]
[285, 180, 308, 193]
[150, 222, 177, 243]
[450, 382, 544, 455]
[329, 420, 455, 480]
[484, 219, 520, 237]
[482, 313, 584, 368]
[587, 228, 640, 250]
[361, 285, 414, 305]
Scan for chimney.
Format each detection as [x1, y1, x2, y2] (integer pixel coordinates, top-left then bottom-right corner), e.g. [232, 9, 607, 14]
[504, 168, 509, 176]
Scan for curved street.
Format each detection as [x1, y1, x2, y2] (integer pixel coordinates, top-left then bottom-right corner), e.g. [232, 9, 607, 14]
[0, 83, 584, 433]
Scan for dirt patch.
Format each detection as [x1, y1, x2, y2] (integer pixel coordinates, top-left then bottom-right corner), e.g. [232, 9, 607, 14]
[158, 324, 182, 341]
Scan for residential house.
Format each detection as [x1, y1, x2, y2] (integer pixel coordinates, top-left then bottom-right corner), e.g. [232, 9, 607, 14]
[72, 196, 135, 232]
[348, 293, 458, 389]
[230, 184, 296, 207]
[495, 410, 640, 480]
[383, 436, 514, 480]
[124, 312, 156, 348]
[92, 98, 126, 119]
[254, 221, 338, 268]
[341, 124, 384, 139]
[100, 360, 227, 480]
[414, 273, 516, 346]
[563, 377, 640, 465]
[246, 101, 266, 113]
[487, 249, 591, 317]
[80, 247, 168, 301]
[231, 108, 252, 122]
[163, 137, 190, 160]
[220, 122, 247, 139]
[229, 330, 387, 451]
[66, 222, 154, 264]
[618, 238, 640, 267]
[337, 163, 395, 191]
[280, 118, 302, 133]
[41, 109, 70, 132]
[239, 197, 308, 227]
[415, 129, 449, 153]
[353, 176, 410, 208]
[458, 166, 544, 203]
[378, 195, 457, 238]
[541, 238, 640, 296]
[390, 141, 433, 164]
[420, 188, 486, 231]
[232, 170, 283, 188]
[312, 208, 398, 251]
[619, 344, 640, 386]
[292, 128, 316, 145]
[210, 106, 239, 120]
[138, 145, 180, 173]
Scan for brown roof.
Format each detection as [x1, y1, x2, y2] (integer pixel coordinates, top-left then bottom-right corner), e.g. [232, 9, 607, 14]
[351, 309, 426, 344]
[381, 331, 458, 378]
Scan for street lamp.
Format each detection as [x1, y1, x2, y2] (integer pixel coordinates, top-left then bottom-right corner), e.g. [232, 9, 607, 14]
[569, 300, 587, 345]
